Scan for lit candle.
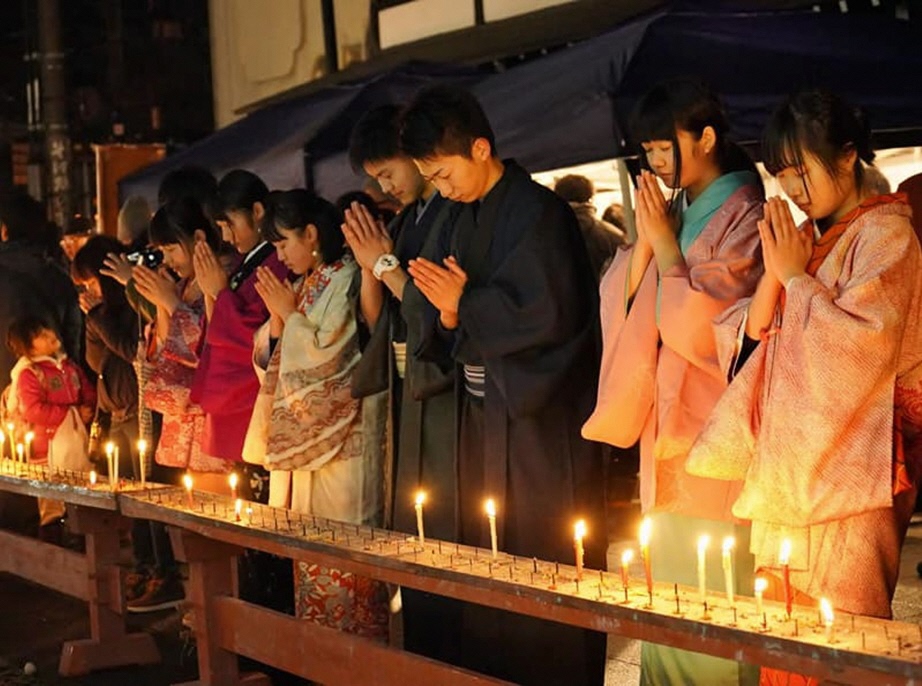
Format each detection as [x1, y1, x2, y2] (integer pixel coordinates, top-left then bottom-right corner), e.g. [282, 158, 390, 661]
[754, 577, 768, 619]
[414, 491, 426, 546]
[620, 549, 633, 591]
[779, 538, 793, 618]
[104, 441, 115, 484]
[24, 431, 34, 462]
[697, 534, 710, 603]
[485, 498, 498, 560]
[6, 422, 14, 444]
[234, 498, 242, 522]
[89, 469, 97, 486]
[639, 517, 653, 598]
[722, 536, 735, 607]
[0, 429, 6, 460]
[245, 505, 253, 525]
[137, 439, 148, 488]
[112, 446, 120, 492]
[16, 443, 24, 463]
[229, 472, 239, 500]
[573, 519, 586, 581]
[820, 597, 834, 643]
[183, 472, 194, 508]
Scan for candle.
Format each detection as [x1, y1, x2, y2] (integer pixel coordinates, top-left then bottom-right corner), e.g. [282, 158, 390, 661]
[0, 429, 6, 460]
[112, 446, 120, 492]
[16, 443, 24, 463]
[574, 519, 586, 581]
[620, 549, 633, 591]
[6, 422, 14, 444]
[137, 439, 148, 488]
[639, 517, 653, 597]
[183, 473, 194, 507]
[754, 577, 768, 618]
[229, 472, 239, 500]
[245, 506, 253, 525]
[24, 431, 34, 461]
[779, 538, 793, 618]
[697, 534, 710, 603]
[485, 498, 498, 560]
[820, 597, 834, 643]
[414, 491, 426, 546]
[104, 441, 115, 484]
[722, 536, 735, 607]
[89, 469, 97, 486]
[234, 498, 242, 522]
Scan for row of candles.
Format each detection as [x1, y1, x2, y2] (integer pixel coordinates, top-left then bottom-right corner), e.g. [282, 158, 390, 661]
[0, 424, 35, 463]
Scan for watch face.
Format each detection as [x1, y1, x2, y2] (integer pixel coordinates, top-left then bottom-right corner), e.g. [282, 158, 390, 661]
[382, 255, 399, 268]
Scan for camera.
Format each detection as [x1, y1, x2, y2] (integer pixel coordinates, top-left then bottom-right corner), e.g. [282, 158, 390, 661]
[126, 248, 164, 269]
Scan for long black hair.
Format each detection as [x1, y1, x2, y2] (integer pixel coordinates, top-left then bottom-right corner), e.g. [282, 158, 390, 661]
[149, 197, 222, 253]
[215, 170, 269, 224]
[71, 235, 129, 308]
[263, 190, 345, 265]
[630, 78, 757, 190]
[761, 90, 875, 193]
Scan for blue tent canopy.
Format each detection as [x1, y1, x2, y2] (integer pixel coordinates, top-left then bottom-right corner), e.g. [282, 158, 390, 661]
[119, 8, 922, 204]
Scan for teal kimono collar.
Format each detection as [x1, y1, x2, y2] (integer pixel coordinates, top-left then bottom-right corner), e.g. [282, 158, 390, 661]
[678, 170, 760, 255]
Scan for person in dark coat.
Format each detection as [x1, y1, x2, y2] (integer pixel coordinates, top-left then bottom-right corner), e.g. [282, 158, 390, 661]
[404, 85, 607, 686]
[554, 174, 625, 281]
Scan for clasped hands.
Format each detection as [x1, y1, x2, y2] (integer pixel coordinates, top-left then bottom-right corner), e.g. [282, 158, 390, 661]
[342, 201, 393, 272]
[758, 196, 813, 287]
[407, 256, 467, 330]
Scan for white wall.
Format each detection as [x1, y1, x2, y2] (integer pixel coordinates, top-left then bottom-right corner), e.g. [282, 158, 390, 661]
[378, 0, 476, 49]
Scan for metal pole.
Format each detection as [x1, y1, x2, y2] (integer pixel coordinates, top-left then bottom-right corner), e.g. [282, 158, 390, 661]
[320, 0, 339, 76]
[37, 0, 72, 230]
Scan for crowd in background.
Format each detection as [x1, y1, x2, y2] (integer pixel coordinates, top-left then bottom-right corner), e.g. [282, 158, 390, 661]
[1, 80, 922, 686]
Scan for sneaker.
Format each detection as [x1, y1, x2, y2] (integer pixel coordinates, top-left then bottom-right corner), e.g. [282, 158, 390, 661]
[127, 575, 184, 613]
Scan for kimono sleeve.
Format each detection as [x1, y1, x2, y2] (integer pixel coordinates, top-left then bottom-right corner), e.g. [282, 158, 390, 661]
[161, 304, 204, 369]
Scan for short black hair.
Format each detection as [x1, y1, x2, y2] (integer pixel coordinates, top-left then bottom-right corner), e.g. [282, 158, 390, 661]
[762, 90, 874, 191]
[554, 175, 594, 203]
[149, 197, 222, 253]
[0, 189, 46, 243]
[7, 315, 56, 358]
[263, 189, 345, 265]
[334, 190, 384, 223]
[348, 105, 403, 171]
[72, 235, 128, 308]
[157, 165, 218, 209]
[215, 170, 269, 221]
[399, 85, 496, 160]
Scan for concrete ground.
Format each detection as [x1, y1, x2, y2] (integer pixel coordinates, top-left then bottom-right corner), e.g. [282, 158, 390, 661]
[3, 516, 922, 685]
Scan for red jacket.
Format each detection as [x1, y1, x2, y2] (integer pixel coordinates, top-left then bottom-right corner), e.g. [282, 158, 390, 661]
[12, 355, 95, 459]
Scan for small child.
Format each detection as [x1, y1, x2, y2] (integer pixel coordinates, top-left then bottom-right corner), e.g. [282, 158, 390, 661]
[6, 316, 95, 531]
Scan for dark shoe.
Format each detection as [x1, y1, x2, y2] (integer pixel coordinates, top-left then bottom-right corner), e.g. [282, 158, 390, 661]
[127, 575, 184, 613]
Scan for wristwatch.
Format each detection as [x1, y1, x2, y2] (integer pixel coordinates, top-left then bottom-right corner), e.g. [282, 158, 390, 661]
[372, 253, 400, 280]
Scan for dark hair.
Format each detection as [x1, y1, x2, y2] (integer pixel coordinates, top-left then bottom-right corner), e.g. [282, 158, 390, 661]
[334, 190, 384, 223]
[7, 315, 56, 358]
[762, 90, 874, 192]
[0, 189, 47, 243]
[215, 170, 269, 223]
[348, 105, 403, 171]
[157, 165, 218, 210]
[630, 79, 757, 189]
[264, 190, 345, 265]
[149, 197, 222, 253]
[72, 235, 128, 308]
[554, 175, 594, 203]
[399, 85, 496, 160]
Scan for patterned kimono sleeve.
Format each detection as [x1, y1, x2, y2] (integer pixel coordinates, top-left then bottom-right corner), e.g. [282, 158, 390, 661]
[161, 304, 204, 369]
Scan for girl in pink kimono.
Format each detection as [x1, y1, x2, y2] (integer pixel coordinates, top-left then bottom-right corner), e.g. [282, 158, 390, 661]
[686, 91, 922, 686]
[243, 190, 387, 640]
[133, 198, 232, 492]
[582, 79, 764, 686]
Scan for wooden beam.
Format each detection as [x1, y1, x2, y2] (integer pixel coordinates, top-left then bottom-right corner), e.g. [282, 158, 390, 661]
[0, 528, 87, 600]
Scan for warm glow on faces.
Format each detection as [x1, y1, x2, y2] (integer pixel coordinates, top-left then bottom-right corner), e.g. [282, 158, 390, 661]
[28, 328, 61, 358]
[223, 207, 262, 254]
[75, 275, 102, 300]
[774, 150, 858, 224]
[273, 225, 319, 276]
[642, 128, 715, 190]
[161, 242, 194, 278]
[414, 138, 494, 203]
[364, 157, 426, 207]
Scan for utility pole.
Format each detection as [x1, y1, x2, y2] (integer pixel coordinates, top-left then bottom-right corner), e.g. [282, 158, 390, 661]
[37, 0, 72, 230]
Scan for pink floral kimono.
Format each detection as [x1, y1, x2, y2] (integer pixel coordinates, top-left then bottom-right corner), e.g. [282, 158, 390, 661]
[687, 195, 922, 619]
[244, 257, 388, 640]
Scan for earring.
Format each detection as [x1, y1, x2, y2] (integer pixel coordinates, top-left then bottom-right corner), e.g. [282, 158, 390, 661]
[311, 249, 319, 258]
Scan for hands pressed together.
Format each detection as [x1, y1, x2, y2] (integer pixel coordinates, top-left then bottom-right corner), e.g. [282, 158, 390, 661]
[254, 265, 296, 322]
[193, 241, 228, 299]
[634, 170, 678, 250]
[758, 196, 813, 287]
[132, 264, 180, 313]
[407, 256, 468, 330]
[342, 201, 393, 272]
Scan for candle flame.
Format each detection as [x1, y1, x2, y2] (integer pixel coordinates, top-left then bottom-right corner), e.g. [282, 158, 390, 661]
[722, 536, 735, 553]
[137, 439, 147, 453]
[89, 470, 97, 485]
[574, 519, 587, 540]
[485, 498, 496, 517]
[183, 473, 193, 491]
[415, 491, 426, 506]
[639, 516, 652, 546]
[621, 549, 634, 565]
[697, 534, 710, 554]
[229, 472, 238, 490]
[779, 538, 792, 565]
[754, 577, 768, 594]
[105, 441, 115, 457]
[16, 443, 23, 454]
[820, 597, 834, 626]
[0, 430, 5, 443]
[24, 431, 34, 443]
[6, 423, 13, 433]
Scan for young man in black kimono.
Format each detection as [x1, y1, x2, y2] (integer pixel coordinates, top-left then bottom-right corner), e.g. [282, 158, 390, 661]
[344, 104, 462, 662]
[404, 85, 607, 686]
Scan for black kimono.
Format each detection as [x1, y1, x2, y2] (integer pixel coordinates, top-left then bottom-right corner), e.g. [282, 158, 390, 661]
[419, 160, 607, 686]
